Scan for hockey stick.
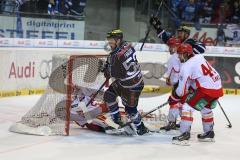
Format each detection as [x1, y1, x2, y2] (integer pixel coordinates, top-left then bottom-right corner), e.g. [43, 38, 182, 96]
[86, 78, 109, 107]
[217, 100, 232, 128]
[140, 27, 151, 51]
[140, 0, 163, 51]
[119, 101, 169, 129]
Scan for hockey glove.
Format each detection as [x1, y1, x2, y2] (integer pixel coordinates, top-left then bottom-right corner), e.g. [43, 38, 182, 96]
[185, 39, 196, 46]
[168, 94, 181, 106]
[149, 15, 162, 31]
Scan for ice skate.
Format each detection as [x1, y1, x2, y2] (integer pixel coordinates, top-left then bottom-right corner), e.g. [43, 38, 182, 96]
[160, 121, 180, 131]
[136, 122, 149, 135]
[197, 131, 215, 142]
[172, 132, 191, 146]
[104, 116, 136, 136]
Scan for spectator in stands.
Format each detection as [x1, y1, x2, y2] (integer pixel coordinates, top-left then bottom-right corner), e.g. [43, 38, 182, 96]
[47, 0, 57, 15]
[224, 0, 240, 23]
[179, 0, 199, 22]
[0, 0, 21, 13]
[169, 0, 182, 16]
[177, 0, 188, 19]
[65, 0, 86, 16]
[224, 0, 233, 23]
[210, 0, 224, 24]
[199, 0, 215, 24]
[48, 0, 86, 16]
[232, 0, 240, 23]
[216, 24, 226, 46]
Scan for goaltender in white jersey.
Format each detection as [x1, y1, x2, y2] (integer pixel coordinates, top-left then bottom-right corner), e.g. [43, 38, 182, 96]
[70, 95, 110, 132]
[70, 92, 136, 135]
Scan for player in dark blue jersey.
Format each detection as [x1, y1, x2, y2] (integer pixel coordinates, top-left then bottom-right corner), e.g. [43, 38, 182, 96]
[103, 29, 149, 135]
[149, 16, 206, 55]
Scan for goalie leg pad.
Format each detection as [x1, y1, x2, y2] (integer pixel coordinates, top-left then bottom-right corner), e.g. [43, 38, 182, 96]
[85, 123, 105, 132]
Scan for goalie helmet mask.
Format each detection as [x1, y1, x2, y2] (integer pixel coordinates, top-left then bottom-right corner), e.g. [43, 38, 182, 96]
[106, 29, 123, 41]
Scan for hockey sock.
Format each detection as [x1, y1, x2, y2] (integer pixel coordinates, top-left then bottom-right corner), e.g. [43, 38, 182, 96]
[180, 103, 194, 133]
[201, 107, 214, 132]
[107, 102, 121, 122]
[125, 106, 142, 128]
[168, 103, 181, 122]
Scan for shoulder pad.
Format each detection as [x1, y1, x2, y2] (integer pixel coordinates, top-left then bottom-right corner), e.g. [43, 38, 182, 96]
[185, 38, 196, 46]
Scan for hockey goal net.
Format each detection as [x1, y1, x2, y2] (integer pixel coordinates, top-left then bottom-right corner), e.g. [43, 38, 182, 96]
[9, 54, 107, 136]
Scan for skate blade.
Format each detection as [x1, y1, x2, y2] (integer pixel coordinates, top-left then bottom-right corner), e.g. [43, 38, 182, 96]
[198, 138, 215, 142]
[172, 140, 190, 146]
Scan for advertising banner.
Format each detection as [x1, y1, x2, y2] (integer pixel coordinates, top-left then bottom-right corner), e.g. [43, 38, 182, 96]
[189, 27, 217, 46]
[0, 49, 52, 91]
[205, 56, 240, 89]
[1, 37, 240, 55]
[0, 46, 240, 97]
[190, 25, 240, 47]
[0, 15, 85, 40]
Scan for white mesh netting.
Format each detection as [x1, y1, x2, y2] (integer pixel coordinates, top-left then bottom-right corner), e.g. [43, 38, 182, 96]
[9, 54, 106, 136]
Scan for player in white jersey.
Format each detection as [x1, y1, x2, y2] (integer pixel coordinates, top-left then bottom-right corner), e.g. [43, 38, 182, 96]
[164, 37, 182, 86]
[160, 37, 182, 131]
[70, 94, 109, 132]
[168, 44, 223, 145]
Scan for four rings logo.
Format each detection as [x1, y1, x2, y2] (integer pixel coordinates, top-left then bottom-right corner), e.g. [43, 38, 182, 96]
[39, 60, 52, 79]
[140, 62, 167, 86]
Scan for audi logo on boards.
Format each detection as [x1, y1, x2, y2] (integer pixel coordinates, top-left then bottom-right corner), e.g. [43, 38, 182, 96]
[39, 60, 52, 79]
[140, 62, 167, 84]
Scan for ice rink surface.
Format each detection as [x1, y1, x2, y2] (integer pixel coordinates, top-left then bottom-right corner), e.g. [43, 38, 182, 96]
[0, 94, 239, 160]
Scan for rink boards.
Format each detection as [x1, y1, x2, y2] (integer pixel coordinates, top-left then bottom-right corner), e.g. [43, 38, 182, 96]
[0, 38, 240, 98]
